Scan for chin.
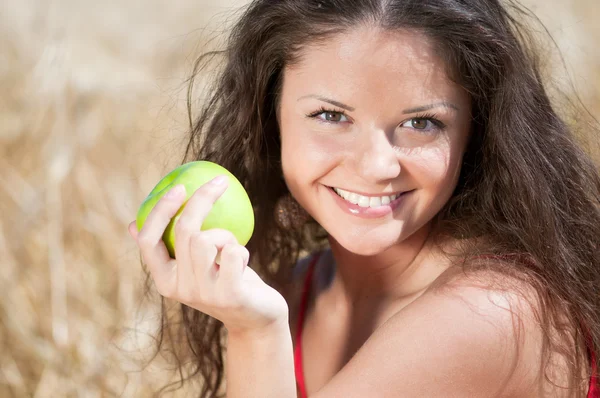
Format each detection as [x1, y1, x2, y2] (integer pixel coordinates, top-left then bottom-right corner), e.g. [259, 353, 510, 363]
[328, 229, 401, 257]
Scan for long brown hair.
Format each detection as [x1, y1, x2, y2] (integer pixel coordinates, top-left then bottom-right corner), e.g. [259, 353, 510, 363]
[142, 0, 600, 396]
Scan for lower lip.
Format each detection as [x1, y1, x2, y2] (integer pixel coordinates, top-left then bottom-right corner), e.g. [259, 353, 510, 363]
[326, 186, 411, 219]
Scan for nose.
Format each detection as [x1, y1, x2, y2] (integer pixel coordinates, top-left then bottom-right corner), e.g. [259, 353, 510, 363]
[355, 129, 401, 182]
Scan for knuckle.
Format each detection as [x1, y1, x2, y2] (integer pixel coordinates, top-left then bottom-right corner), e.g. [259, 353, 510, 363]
[210, 229, 238, 246]
[154, 280, 173, 299]
[196, 186, 222, 206]
[191, 188, 213, 203]
[221, 242, 234, 254]
[137, 231, 154, 250]
[156, 202, 182, 223]
[225, 243, 248, 259]
[220, 245, 236, 261]
[190, 231, 209, 248]
[239, 246, 250, 259]
[199, 181, 219, 194]
[160, 189, 185, 206]
[174, 217, 196, 236]
[223, 230, 239, 244]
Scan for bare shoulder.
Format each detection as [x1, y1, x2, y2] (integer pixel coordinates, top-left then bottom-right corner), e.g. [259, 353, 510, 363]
[427, 262, 543, 315]
[311, 264, 575, 398]
[424, 265, 580, 396]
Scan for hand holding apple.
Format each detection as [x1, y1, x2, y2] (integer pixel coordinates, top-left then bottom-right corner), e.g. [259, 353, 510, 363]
[128, 163, 288, 333]
[135, 161, 254, 258]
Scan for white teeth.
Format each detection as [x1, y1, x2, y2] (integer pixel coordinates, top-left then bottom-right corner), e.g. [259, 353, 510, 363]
[339, 189, 350, 200]
[358, 196, 370, 207]
[369, 196, 382, 208]
[333, 187, 399, 208]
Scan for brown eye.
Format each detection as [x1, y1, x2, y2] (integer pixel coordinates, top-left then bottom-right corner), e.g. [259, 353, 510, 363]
[399, 117, 443, 136]
[307, 107, 350, 124]
[324, 112, 343, 122]
[310, 110, 349, 123]
[411, 118, 429, 129]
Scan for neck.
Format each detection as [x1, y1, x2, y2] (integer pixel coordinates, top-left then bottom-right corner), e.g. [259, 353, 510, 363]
[325, 224, 451, 308]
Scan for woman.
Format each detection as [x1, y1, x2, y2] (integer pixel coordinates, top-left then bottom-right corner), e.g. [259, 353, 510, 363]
[129, 0, 600, 396]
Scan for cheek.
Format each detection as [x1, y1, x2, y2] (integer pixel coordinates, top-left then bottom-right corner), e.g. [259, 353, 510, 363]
[400, 144, 462, 193]
[280, 124, 349, 185]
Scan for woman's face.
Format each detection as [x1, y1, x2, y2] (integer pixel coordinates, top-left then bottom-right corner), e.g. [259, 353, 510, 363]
[278, 27, 472, 256]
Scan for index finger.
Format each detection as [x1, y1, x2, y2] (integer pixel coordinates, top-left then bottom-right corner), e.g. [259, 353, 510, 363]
[173, 175, 229, 266]
[177, 175, 229, 229]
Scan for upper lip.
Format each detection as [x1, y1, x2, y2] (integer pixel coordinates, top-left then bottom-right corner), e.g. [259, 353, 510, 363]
[329, 186, 406, 197]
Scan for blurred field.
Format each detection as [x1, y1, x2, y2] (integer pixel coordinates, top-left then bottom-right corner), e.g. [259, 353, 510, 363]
[0, 0, 598, 397]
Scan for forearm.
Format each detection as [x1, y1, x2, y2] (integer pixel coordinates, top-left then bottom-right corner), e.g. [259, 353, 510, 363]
[225, 320, 297, 398]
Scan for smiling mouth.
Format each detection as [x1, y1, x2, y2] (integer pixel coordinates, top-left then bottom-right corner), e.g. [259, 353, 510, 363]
[329, 186, 406, 208]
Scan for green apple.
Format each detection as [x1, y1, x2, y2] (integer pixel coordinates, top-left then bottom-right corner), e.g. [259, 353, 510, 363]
[136, 161, 254, 258]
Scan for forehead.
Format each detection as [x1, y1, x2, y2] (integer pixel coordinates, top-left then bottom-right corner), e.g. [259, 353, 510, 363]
[282, 26, 462, 104]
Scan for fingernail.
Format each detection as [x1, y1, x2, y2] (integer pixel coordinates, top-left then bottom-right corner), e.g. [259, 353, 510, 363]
[165, 184, 185, 199]
[210, 175, 228, 186]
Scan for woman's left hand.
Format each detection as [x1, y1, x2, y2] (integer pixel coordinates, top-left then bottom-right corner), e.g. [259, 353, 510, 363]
[128, 178, 289, 334]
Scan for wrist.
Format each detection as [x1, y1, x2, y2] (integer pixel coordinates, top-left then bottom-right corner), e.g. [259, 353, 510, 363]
[226, 316, 290, 342]
[225, 317, 296, 398]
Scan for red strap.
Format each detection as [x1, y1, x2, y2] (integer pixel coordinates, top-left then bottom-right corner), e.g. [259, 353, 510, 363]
[589, 348, 598, 398]
[294, 253, 320, 398]
[587, 330, 599, 398]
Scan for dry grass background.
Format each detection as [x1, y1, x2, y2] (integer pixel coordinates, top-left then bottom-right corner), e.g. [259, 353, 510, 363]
[0, 0, 598, 397]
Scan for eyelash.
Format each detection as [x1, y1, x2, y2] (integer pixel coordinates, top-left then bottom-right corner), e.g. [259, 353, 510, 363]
[409, 113, 446, 130]
[305, 107, 446, 130]
[306, 106, 349, 123]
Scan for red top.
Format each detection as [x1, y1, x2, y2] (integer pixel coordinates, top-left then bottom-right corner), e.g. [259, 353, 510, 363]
[293, 253, 599, 398]
[294, 253, 320, 398]
[589, 339, 599, 397]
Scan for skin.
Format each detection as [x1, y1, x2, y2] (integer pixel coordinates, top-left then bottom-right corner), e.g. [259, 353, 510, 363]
[130, 26, 574, 397]
[279, 26, 472, 309]
[279, 26, 553, 396]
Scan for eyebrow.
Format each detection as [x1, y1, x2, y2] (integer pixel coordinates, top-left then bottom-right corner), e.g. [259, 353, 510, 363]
[297, 95, 355, 111]
[298, 95, 459, 114]
[402, 102, 459, 114]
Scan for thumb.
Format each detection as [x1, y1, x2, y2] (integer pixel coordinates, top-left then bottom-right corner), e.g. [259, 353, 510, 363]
[128, 221, 139, 240]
